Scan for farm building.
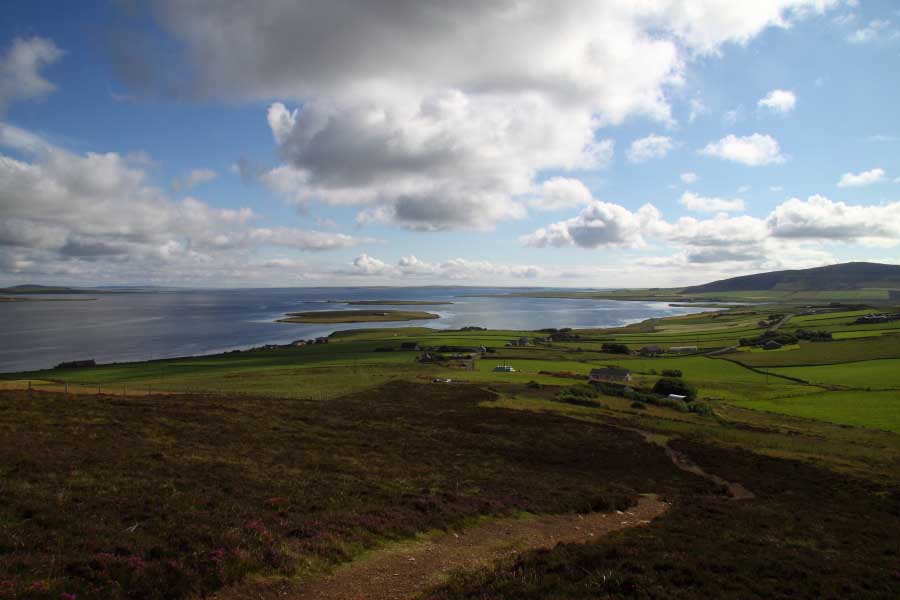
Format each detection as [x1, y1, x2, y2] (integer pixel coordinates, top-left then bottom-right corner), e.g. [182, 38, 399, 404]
[493, 365, 516, 372]
[589, 367, 632, 383]
[763, 340, 783, 350]
[668, 346, 698, 354]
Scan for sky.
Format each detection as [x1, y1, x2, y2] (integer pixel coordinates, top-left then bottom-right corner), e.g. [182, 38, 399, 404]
[0, 0, 899, 288]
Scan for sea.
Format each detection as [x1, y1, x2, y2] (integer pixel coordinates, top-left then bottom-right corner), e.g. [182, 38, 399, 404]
[0, 287, 713, 372]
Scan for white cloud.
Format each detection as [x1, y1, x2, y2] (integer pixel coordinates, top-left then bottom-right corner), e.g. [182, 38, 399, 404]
[124, 0, 838, 231]
[343, 254, 543, 281]
[521, 201, 662, 249]
[522, 192, 899, 268]
[680, 172, 699, 184]
[0, 37, 63, 112]
[679, 191, 746, 213]
[0, 124, 371, 281]
[757, 89, 796, 114]
[837, 168, 886, 187]
[767, 195, 900, 245]
[770, 185, 784, 191]
[688, 97, 707, 123]
[626, 134, 674, 163]
[529, 177, 594, 211]
[848, 19, 892, 43]
[173, 168, 217, 192]
[700, 133, 786, 166]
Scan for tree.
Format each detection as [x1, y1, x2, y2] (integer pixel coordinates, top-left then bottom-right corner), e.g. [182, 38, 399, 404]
[652, 377, 697, 401]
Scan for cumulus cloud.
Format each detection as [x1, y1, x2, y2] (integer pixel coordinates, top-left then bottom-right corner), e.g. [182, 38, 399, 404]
[0, 124, 371, 280]
[700, 133, 785, 166]
[521, 201, 662, 249]
[679, 191, 746, 213]
[837, 168, 886, 187]
[767, 195, 900, 245]
[342, 254, 543, 281]
[529, 177, 594, 211]
[757, 89, 797, 114]
[626, 134, 674, 163]
[523, 192, 898, 269]
[115, 0, 838, 231]
[173, 168, 217, 192]
[680, 172, 699, 184]
[0, 37, 63, 112]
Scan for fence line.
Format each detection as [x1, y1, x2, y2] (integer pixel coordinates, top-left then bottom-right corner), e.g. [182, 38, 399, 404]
[0, 379, 334, 402]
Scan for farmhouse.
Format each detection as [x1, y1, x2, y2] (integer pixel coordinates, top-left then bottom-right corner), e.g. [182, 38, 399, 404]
[493, 365, 516, 372]
[589, 367, 632, 383]
[639, 345, 663, 357]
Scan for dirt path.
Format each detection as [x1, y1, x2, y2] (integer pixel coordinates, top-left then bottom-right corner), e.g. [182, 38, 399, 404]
[295, 495, 668, 600]
[216, 426, 751, 600]
[627, 427, 755, 500]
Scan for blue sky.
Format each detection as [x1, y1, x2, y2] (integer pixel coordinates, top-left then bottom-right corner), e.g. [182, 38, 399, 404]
[1, 0, 898, 287]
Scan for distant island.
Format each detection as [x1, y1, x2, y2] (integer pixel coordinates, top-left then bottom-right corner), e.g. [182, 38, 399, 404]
[0, 284, 107, 295]
[340, 300, 452, 306]
[279, 309, 441, 324]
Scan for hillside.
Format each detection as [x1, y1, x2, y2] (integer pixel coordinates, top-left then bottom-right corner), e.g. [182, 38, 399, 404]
[682, 262, 900, 294]
[0, 284, 110, 294]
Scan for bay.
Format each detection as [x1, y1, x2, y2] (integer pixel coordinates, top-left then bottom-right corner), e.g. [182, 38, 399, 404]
[0, 287, 711, 372]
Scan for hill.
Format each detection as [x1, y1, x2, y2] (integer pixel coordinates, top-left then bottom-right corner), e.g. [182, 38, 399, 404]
[682, 262, 900, 294]
[0, 284, 108, 294]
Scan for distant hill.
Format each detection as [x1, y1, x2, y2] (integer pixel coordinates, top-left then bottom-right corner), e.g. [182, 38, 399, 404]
[682, 262, 900, 294]
[0, 284, 98, 294]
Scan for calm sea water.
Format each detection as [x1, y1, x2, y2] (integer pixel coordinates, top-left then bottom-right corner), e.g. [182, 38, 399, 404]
[0, 287, 711, 372]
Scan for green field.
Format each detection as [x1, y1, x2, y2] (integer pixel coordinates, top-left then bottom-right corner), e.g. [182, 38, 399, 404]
[726, 389, 900, 433]
[770, 358, 900, 389]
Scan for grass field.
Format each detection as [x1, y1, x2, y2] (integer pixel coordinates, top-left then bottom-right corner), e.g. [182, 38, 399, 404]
[770, 358, 900, 389]
[724, 335, 900, 367]
[726, 389, 900, 433]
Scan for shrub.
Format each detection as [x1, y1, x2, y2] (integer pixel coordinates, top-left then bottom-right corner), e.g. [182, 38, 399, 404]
[661, 369, 682, 378]
[601, 343, 630, 355]
[630, 401, 647, 410]
[652, 377, 697, 401]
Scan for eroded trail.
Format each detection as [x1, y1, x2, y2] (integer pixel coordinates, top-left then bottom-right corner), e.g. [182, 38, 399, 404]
[296, 495, 668, 600]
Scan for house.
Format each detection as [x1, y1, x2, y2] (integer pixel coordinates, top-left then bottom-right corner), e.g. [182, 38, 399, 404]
[589, 367, 632, 383]
[668, 346, 698, 354]
[315, 337, 329, 344]
[639, 345, 663, 357]
[763, 340, 782, 350]
[493, 365, 516, 372]
[667, 393, 687, 401]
